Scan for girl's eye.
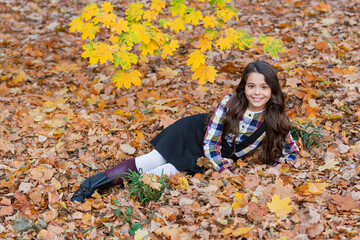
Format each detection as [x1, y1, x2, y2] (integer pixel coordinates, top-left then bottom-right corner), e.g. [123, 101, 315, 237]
[248, 85, 254, 88]
[262, 86, 268, 89]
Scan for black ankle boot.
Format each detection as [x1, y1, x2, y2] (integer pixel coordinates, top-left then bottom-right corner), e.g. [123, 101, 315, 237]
[71, 172, 113, 203]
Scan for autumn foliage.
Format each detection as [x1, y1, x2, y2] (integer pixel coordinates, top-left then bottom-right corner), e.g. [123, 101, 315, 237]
[69, 0, 284, 87]
[0, 0, 360, 239]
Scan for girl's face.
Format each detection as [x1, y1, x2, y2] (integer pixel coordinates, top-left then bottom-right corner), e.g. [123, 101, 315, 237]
[244, 72, 271, 111]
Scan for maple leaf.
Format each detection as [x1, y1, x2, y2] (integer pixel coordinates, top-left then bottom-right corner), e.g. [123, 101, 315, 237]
[232, 192, 248, 210]
[258, 34, 284, 58]
[216, 7, 237, 22]
[169, 17, 186, 33]
[132, 23, 151, 45]
[139, 41, 158, 56]
[112, 70, 142, 89]
[192, 63, 218, 85]
[170, 2, 187, 17]
[233, 227, 253, 237]
[143, 10, 157, 22]
[216, 37, 232, 51]
[185, 9, 203, 26]
[331, 194, 359, 211]
[234, 29, 254, 50]
[111, 18, 129, 35]
[150, 0, 166, 12]
[161, 39, 179, 58]
[126, 3, 144, 22]
[81, 3, 99, 21]
[187, 50, 205, 71]
[198, 38, 212, 52]
[101, 1, 113, 13]
[203, 15, 218, 28]
[92, 12, 116, 28]
[69, 16, 84, 33]
[113, 51, 138, 70]
[94, 42, 117, 64]
[267, 194, 293, 217]
[205, 29, 219, 40]
[154, 31, 168, 45]
[81, 22, 100, 40]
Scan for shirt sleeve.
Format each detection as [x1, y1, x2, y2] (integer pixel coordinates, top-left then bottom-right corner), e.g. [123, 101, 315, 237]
[203, 94, 232, 173]
[280, 132, 300, 164]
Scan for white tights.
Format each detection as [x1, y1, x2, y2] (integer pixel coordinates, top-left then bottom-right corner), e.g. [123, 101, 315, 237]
[135, 150, 180, 177]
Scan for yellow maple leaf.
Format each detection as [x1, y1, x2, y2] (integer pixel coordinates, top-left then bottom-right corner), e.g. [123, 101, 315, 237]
[81, 3, 99, 21]
[203, 15, 218, 28]
[187, 50, 205, 71]
[150, 0, 166, 12]
[169, 17, 185, 33]
[112, 18, 129, 35]
[109, 34, 120, 44]
[132, 23, 151, 45]
[232, 192, 248, 210]
[177, 175, 189, 190]
[101, 1, 113, 13]
[92, 12, 116, 28]
[126, 3, 144, 22]
[307, 181, 329, 195]
[216, 37, 232, 51]
[161, 39, 179, 58]
[112, 70, 142, 89]
[216, 8, 236, 22]
[138, 41, 158, 56]
[81, 22, 100, 40]
[185, 10, 203, 26]
[192, 63, 218, 85]
[113, 51, 138, 70]
[154, 31, 167, 45]
[94, 42, 116, 64]
[198, 38, 212, 52]
[69, 16, 84, 33]
[143, 10, 157, 21]
[267, 194, 293, 217]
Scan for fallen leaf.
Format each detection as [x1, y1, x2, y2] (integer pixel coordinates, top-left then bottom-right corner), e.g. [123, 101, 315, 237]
[331, 194, 359, 211]
[267, 194, 293, 217]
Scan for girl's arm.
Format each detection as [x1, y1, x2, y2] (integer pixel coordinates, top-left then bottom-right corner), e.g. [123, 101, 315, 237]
[279, 132, 300, 165]
[203, 94, 233, 173]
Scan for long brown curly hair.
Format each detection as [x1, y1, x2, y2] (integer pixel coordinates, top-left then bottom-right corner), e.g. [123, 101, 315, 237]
[223, 60, 290, 164]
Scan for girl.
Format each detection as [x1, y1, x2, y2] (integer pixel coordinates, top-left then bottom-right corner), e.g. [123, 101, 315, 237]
[71, 60, 299, 203]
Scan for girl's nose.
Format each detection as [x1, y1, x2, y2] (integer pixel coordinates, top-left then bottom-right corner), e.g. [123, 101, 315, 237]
[255, 87, 260, 94]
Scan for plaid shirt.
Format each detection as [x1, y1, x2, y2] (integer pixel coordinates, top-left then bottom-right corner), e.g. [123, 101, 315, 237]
[203, 94, 300, 172]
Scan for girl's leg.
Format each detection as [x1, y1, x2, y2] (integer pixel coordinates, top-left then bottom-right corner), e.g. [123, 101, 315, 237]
[134, 149, 168, 173]
[145, 163, 180, 177]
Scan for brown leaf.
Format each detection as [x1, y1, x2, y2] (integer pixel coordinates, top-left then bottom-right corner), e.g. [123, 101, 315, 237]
[331, 194, 359, 211]
[308, 223, 324, 239]
[0, 206, 14, 216]
[155, 224, 184, 240]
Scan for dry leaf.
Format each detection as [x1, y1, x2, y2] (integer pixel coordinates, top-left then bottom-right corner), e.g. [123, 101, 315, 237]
[267, 194, 294, 217]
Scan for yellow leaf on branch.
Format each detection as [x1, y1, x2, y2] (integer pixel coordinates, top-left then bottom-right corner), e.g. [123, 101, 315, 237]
[198, 38, 212, 52]
[267, 194, 293, 217]
[150, 0, 166, 12]
[187, 50, 205, 71]
[112, 70, 142, 89]
[81, 3, 99, 21]
[92, 12, 116, 28]
[111, 18, 129, 35]
[192, 64, 218, 85]
[69, 16, 84, 33]
[203, 15, 218, 28]
[143, 10, 157, 21]
[169, 17, 185, 33]
[216, 37, 232, 51]
[81, 22, 100, 40]
[161, 40, 179, 58]
[101, 1, 113, 13]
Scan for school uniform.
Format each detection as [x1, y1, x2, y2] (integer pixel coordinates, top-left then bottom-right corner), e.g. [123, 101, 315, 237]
[150, 94, 299, 173]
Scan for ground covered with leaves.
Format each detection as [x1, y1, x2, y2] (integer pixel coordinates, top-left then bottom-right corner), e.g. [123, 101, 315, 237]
[0, 0, 359, 239]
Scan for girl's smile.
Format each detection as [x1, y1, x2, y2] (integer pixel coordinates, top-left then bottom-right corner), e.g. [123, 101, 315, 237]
[245, 72, 271, 111]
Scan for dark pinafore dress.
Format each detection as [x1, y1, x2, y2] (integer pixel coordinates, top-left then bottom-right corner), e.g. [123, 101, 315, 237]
[150, 113, 263, 173]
